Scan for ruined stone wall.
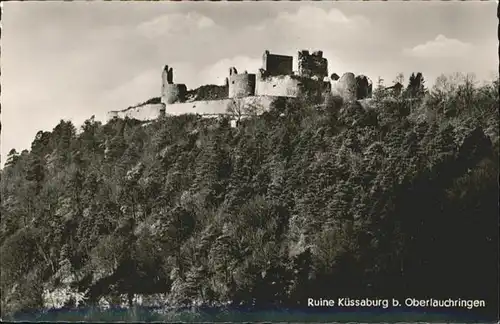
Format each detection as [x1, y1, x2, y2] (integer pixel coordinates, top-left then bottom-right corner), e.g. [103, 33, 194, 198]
[331, 73, 373, 101]
[355, 75, 373, 99]
[107, 111, 119, 120]
[299, 78, 331, 103]
[109, 96, 279, 121]
[162, 65, 173, 85]
[228, 73, 256, 98]
[255, 72, 301, 97]
[162, 84, 187, 104]
[298, 50, 328, 79]
[107, 103, 165, 121]
[165, 96, 275, 116]
[331, 72, 357, 102]
[161, 65, 187, 104]
[186, 84, 228, 101]
[262, 50, 293, 76]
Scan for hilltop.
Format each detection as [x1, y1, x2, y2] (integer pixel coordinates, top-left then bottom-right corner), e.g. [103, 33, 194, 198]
[107, 50, 373, 122]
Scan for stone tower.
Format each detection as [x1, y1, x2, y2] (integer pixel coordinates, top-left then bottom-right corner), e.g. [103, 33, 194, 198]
[161, 65, 187, 104]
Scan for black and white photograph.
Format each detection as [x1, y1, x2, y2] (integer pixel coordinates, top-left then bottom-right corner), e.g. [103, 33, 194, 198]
[0, 1, 498, 322]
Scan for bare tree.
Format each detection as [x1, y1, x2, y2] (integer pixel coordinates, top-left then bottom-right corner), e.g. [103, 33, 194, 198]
[393, 72, 405, 86]
[226, 98, 264, 123]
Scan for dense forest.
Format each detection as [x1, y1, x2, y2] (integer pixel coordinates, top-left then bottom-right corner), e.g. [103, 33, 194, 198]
[1, 73, 498, 321]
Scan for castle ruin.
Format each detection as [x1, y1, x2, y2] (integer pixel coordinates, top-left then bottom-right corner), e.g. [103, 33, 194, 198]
[228, 67, 256, 98]
[298, 50, 328, 80]
[161, 65, 187, 104]
[107, 50, 373, 121]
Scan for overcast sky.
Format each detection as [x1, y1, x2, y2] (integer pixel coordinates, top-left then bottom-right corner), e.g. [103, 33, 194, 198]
[1, 1, 497, 166]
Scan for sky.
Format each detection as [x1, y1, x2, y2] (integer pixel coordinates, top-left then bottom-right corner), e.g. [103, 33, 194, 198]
[1, 1, 498, 166]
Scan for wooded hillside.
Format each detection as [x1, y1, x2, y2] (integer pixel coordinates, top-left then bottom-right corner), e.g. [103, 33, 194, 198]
[1, 73, 498, 320]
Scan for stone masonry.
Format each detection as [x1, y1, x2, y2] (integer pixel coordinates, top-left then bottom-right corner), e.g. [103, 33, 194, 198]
[298, 50, 328, 80]
[110, 49, 373, 122]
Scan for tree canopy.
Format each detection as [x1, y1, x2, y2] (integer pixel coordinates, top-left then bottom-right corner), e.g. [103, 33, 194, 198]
[1, 73, 498, 320]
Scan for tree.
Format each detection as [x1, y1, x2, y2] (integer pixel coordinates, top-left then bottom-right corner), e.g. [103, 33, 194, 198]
[373, 77, 388, 102]
[5, 149, 20, 168]
[227, 98, 263, 124]
[406, 72, 426, 98]
[1, 75, 498, 319]
[393, 72, 404, 86]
